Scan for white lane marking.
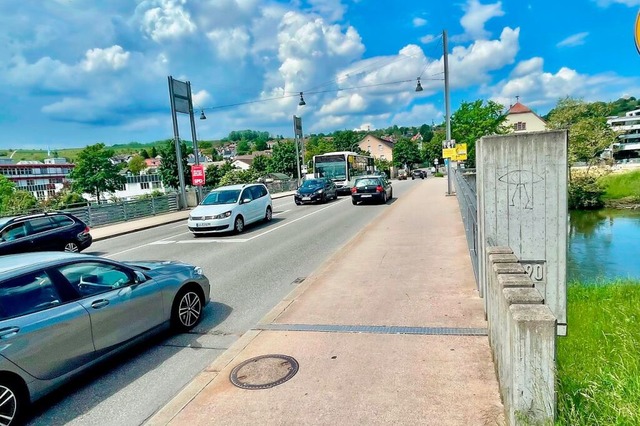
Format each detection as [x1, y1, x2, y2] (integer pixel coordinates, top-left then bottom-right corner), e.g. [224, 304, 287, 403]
[273, 209, 290, 216]
[149, 241, 175, 245]
[177, 238, 249, 244]
[104, 230, 191, 258]
[171, 224, 187, 229]
[246, 198, 347, 241]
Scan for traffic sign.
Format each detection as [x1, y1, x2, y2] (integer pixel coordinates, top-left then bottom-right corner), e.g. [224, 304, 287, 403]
[191, 164, 205, 186]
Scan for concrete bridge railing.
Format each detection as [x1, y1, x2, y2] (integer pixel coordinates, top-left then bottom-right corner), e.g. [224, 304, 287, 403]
[485, 246, 556, 425]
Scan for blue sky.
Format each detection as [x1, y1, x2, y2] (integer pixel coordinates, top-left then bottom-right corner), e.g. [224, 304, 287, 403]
[1, 0, 639, 150]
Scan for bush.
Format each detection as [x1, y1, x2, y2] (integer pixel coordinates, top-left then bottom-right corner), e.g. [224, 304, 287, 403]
[433, 172, 444, 177]
[568, 174, 605, 209]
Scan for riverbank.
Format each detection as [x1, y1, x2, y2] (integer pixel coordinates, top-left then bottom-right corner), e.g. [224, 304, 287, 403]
[556, 281, 640, 425]
[600, 169, 640, 209]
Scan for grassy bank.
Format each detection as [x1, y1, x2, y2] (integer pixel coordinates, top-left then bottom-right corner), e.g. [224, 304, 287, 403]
[556, 281, 640, 425]
[599, 170, 640, 206]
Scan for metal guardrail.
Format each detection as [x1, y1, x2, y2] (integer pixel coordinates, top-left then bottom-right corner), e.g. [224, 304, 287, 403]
[453, 168, 479, 287]
[63, 193, 180, 228]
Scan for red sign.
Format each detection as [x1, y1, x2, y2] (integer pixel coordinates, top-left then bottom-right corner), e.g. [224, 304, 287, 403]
[191, 164, 205, 186]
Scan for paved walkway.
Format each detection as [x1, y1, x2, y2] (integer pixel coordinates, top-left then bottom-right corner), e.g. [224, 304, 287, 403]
[143, 178, 504, 425]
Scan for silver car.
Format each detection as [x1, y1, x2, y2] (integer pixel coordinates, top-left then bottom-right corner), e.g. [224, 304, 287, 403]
[0, 252, 210, 425]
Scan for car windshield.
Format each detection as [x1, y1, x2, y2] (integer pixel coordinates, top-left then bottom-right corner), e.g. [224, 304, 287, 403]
[355, 178, 380, 187]
[301, 179, 324, 187]
[202, 190, 241, 205]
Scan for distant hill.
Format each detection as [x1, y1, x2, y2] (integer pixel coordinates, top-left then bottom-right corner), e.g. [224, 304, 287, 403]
[609, 96, 640, 117]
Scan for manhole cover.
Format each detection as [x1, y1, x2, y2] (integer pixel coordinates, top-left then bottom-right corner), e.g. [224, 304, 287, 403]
[229, 354, 299, 390]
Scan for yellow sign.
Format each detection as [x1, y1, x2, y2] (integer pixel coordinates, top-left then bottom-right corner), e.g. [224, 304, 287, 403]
[636, 10, 640, 54]
[442, 143, 468, 161]
[455, 143, 468, 161]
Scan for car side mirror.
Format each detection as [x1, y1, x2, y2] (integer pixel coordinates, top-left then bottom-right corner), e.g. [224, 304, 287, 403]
[134, 271, 147, 284]
[242, 198, 252, 204]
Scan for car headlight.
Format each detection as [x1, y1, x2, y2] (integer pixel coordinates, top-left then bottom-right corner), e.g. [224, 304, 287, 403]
[315, 189, 324, 194]
[193, 266, 203, 276]
[212, 211, 232, 219]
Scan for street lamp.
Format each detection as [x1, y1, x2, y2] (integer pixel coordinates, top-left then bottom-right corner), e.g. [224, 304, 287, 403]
[350, 142, 360, 152]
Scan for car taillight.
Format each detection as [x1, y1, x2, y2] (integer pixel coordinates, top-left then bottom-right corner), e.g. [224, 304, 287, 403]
[81, 226, 90, 234]
[376, 185, 383, 192]
[351, 187, 357, 194]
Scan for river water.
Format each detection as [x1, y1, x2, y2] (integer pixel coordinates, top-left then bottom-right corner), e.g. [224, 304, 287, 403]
[568, 209, 640, 282]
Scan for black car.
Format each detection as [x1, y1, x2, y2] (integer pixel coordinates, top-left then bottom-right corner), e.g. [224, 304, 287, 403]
[411, 169, 425, 179]
[0, 212, 92, 256]
[294, 178, 338, 204]
[351, 175, 393, 205]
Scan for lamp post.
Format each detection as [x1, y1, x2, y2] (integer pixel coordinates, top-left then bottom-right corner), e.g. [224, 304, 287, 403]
[350, 143, 360, 152]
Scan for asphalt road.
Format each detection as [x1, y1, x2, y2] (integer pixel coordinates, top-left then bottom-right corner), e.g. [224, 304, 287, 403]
[27, 180, 417, 426]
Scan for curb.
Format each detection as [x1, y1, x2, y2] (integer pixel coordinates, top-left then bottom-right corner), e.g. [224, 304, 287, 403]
[143, 188, 408, 425]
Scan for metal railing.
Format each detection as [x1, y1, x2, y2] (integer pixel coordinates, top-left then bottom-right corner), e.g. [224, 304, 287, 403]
[453, 168, 479, 287]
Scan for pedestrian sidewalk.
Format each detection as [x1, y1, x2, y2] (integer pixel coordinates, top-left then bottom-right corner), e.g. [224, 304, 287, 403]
[146, 178, 504, 426]
[90, 191, 296, 241]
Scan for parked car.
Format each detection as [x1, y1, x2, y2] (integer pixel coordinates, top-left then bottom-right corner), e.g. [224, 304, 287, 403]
[351, 175, 393, 205]
[397, 170, 408, 180]
[187, 183, 272, 235]
[294, 178, 338, 205]
[411, 169, 425, 179]
[0, 212, 92, 256]
[0, 251, 210, 425]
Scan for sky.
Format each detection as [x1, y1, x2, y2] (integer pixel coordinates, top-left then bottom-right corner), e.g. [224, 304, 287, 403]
[1, 0, 640, 150]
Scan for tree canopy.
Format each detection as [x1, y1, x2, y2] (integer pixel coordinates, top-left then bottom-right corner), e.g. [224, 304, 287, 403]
[392, 138, 421, 168]
[70, 143, 126, 203]
[158, 140, 191, 190]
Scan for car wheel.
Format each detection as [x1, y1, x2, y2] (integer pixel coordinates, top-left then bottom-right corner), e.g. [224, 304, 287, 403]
[389, 189, 393, 200]
[321, 193, 327, 204]
[234, 216, 245, 234]
[264, 206, 273, 222]
[351, 198, 358, 205]
[171, 287, 203, 332]
[295, 201, 302, 205]
[64, 241, 80, 252]
[0, 377, 27, 426]
[381, 193, 387, 204]
[334, 192, 338, 200]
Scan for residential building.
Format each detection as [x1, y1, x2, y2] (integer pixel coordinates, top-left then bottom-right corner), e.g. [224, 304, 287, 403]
[504, 101, 547, 133]
[606, 108, 640, 160]
[85, 172, 166, 202]
[0, 158, 75, 201]
[357, 134, 395, 163]
[145, 157, 161, 167]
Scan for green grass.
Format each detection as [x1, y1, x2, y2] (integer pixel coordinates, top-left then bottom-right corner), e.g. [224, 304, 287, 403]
[556, 281, 640, 425]
[598, 170, 640, 201]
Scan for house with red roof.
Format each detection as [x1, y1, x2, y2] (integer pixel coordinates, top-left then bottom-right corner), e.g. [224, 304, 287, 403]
[504, 100, 547, 133]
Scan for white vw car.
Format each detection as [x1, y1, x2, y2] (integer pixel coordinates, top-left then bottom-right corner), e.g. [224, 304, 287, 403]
[188, 183, 273, 235]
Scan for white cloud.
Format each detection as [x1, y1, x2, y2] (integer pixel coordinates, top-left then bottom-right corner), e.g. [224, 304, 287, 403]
[81, 46, 130, 71]
[420, 34, 438, 44]
[455, 0, 505, 41]
[307, 0, 347, 21]
[206, 27, 251, 59]
[594, 0, 640, 6]
[413, 17, 427, 27]
[490, 57, 640, 110]
[557, 32, 589, 47]
[136, 0, 196, 42]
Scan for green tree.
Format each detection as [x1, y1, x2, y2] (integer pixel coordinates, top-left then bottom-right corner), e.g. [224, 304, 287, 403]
[70, 143, 126, 203]
[451, 100, 508, 167]
[2, 190, 38, 214]
[374, 158, 392, 176]
[236, 140, 251, 155]
[150, 146, 158, 158]
[128, 155, 147, 175]
[219, 169, 259, 186]
[392, 138, 421, 168]
[139, 149, 150, 159]
[254, 138, 268, 151]
[250, 155, 271, 174]
[268, 140, 298, 176]
[546, 97, 616, 167]
[205, 161, 235, 188]
[332, 130, 361, 151]
[158, 140, 191, 190]
[422, 130, 445, 167]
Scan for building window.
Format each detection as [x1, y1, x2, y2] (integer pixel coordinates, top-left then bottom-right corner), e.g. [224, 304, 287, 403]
[378, 144, 383, 151]
[152, 181, 162, 189]
[36, 190, 45, 199]
[140, 182, 150, 190]
[514, 122, 526, 131]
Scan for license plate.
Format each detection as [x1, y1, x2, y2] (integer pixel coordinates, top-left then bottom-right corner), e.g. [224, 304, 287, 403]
[361, 194, 372, 198]
[196, 222, 210, 227]
[302, 197, 311, 200]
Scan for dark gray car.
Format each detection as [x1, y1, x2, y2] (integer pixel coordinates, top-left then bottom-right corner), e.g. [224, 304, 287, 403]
[0, 252, 210, 425]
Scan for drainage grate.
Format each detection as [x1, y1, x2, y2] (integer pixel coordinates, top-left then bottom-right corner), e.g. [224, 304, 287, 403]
[255, 323, 487, 336]
[229, 354, 299, 390]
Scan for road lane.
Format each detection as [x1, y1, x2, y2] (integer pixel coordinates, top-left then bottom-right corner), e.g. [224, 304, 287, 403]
[27, 180, 418, 426]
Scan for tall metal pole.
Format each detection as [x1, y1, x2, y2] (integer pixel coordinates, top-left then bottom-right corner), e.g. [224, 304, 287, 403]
[293, 115, 301, 186]
[443, 30, 453, 196]
[187, 81, 203, 203]
[168, 76, 187, 209]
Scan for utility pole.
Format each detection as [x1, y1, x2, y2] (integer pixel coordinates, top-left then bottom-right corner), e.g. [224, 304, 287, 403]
[443, 29, 453, 196]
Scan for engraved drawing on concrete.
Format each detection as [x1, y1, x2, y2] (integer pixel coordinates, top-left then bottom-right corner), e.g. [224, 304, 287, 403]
[498, 170, 544, 209]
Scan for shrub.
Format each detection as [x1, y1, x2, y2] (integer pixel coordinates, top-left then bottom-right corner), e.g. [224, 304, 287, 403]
[568, 174, 605, 209]
[433, 172, 444, 177]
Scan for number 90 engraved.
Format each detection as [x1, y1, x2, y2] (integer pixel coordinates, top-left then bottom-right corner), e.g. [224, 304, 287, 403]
[521, 261, 545, 282]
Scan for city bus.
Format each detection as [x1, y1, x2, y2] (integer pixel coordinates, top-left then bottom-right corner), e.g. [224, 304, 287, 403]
[312, 151, 375, 195]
